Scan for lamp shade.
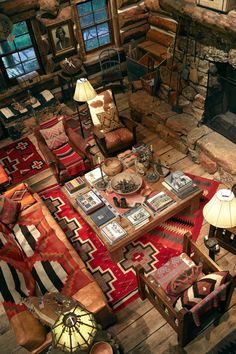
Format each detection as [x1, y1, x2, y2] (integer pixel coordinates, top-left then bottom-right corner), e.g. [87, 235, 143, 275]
[73, 78, 97, 102]
[203, 189, 236, 228]
[52, 305, 97, 353]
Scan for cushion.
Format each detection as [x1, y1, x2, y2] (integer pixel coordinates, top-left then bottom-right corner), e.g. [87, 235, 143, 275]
[105, 127, 133, 150]
[87, 89, 115, 126]
[166, 264, 203, 297]
[0, 196, 20, 226]
[97, 106, 123, 133]
[174, 271, 229, 311]
[40, 120, 68, 150]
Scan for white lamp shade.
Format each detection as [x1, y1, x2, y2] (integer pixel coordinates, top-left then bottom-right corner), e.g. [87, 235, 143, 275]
[203, 189, 236, 228]
[73, 78, 97, 102]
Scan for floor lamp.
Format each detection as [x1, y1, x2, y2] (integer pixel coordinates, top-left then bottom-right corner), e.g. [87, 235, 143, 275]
[73, 78, 97, 138]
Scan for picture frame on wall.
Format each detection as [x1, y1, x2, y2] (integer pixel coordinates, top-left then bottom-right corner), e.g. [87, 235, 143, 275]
[48, 19, 76, 58]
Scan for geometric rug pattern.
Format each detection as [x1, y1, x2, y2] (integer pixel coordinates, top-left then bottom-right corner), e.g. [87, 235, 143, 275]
[39, 175, 218, 312]
[0, 137, 48, 185]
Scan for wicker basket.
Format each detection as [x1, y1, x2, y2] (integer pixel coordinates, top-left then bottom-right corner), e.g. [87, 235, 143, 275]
[197, 0, 236, 12]
[102, 158, 123, 177]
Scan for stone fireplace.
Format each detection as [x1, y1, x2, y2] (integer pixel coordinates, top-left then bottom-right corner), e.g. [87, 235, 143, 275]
[129, 0, 236, 185]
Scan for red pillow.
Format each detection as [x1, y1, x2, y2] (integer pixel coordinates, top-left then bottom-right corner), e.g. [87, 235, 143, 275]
[0, 196, 20, 226]
[166, 264, 203, 297]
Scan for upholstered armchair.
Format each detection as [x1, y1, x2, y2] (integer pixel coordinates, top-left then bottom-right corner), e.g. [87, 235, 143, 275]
[136, 233, 235, 347]
[35, 116, 93, 185]
[87, 88, 137, 157]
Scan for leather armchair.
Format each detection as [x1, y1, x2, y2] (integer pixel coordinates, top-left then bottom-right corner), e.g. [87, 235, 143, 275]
[87, 87, 137, 157]
[35, 117, 93, 184]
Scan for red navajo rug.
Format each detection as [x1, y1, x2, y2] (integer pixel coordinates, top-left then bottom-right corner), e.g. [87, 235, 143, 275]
[0, 137, 48, 185]
[39, 175, 218, 312]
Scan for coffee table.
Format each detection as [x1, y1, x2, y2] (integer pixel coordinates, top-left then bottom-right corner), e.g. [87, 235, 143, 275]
[64, 174, 202, 262]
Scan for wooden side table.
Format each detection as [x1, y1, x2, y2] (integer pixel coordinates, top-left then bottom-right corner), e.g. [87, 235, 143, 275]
[208, 224, 236, 255]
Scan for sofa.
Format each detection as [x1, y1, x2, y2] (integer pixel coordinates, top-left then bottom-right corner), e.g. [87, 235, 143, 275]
[0, 183, 115, 353]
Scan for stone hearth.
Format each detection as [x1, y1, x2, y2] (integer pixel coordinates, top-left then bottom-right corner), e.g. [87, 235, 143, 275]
[129, 90, 236, 186]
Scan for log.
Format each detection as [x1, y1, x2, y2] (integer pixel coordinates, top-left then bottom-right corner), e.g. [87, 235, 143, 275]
[0, 0, 39, 15]
[148, 14, 177, 33]
[146, 29, 174, 47]
[117, 0, 140, 10]
[120, 23, 150, 44]
[119, 5, 149, 29]
[144, 0, 161, 12]
[159, 0, 236, 35]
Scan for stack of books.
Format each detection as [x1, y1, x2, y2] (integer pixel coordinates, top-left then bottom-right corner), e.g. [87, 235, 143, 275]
[124, 206, 151, 229]
[145, 191, 174, 213]
[64, 176, 86, 195]
[101, 221, 127, 244]
[164, 171, 200, 199]
[84, 167, 107, 186]
[76, 191, 104, 214]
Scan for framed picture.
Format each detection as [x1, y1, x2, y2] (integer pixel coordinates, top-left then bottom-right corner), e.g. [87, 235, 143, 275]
[48, 20, 76, 58]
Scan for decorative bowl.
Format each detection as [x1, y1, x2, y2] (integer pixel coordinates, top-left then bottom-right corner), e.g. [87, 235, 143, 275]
[110, 172, 142, 195]
[90, 341, 113, 354]
[102, 157, 123, 177]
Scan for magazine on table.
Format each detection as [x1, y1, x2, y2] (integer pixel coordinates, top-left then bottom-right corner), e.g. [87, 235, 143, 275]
[165, 171, 193, 193]
[76, 191, 104, 214]
[145, 191, 174, 213]
[124, 205, 150, 227]
[101, 221, 127, 244]
[90, 205, 116, 227]
[84, 167, 107, 186]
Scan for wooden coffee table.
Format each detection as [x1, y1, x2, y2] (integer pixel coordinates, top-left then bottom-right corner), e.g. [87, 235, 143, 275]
[64, 175, 202, 262]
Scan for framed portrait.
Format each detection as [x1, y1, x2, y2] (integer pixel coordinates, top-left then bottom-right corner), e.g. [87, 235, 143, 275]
[48, 20, 76, 58]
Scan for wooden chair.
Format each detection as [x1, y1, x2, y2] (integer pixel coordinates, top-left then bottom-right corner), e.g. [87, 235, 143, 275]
[87, 87, 137, 157]
[99, 48, 124, 89]
[135, 233, 235, 347]
[35, 116, 93, 185]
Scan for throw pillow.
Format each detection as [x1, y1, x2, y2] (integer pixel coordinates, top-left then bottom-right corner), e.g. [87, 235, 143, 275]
[166, 264, 203, 297]
[174, 271, 229, 312]
[0, 196, 20, 226]
[97, 107, 123, 133]
[40, 120, 68, 150]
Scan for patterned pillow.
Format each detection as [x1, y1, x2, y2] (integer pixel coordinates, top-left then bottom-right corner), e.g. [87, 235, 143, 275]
[40, 120, 68, 150]
[166, 265, 203, 297]
[88, 89, 115, 126]
[174, 271, 228, 311]
[0, 196, 20, 226]
[97, 107, 123, 133]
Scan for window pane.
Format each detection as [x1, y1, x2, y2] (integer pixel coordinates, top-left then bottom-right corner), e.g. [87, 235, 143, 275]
[80, 14, 94, 28]
[85, 38, 99, 51]
[94, 9, 108, 23]
[19, 48, 36, 62]
[12, 21, 28, 37]
[92, 0, 106, 11]
[83, 27, 97, 41]
[23, 59, 39, 73]
[2, 53, 21, 68]
[6, 64, 24, 78]
[0, 41, 15, 55]
[98, 33, 110, 46]
[77, 2, 92, 15]
[97, 23, 109, 36]
[15, 34, 32, 50]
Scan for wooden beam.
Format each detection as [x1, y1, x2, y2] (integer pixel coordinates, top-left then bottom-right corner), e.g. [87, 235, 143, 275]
[0, 0, 39, 15]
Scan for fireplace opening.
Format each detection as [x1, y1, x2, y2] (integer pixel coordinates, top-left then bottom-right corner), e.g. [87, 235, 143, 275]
[204, 62, 236, 144]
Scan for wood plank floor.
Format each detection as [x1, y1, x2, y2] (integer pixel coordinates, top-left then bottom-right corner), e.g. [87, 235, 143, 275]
[0, 90, 235, 354]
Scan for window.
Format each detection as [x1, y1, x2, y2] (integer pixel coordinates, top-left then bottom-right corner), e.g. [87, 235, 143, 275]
[77, 0, 112, 53]
[0, 21, 40, 80]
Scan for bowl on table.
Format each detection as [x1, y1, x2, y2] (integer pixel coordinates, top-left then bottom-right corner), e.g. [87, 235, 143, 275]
[110, 172, 142, 195]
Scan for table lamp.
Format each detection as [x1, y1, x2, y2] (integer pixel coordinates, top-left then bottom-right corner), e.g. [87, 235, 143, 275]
[73, 78, 97, 138]
[203, 188, 236, 229]
[52, 304, 97, 353]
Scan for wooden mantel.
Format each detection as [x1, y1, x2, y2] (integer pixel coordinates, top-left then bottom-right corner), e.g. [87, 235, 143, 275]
[159, 0, 236, 35]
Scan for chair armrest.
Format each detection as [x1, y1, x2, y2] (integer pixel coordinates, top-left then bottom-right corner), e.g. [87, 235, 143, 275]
[66, 127, 86, 158]
[37, 140, 57, 167]
[120, 115, 137, 130]
[92, 126, 106, 140]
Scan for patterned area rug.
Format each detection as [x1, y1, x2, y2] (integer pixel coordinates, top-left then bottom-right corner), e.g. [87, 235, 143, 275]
[0, 137, 48, 185]
[39, 175, 218, 312]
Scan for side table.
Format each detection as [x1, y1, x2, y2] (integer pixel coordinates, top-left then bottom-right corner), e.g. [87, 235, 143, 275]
[204, 235, 220, 261]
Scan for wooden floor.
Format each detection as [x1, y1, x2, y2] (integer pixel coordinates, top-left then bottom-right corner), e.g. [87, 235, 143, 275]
[0, 90, 235, 354]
